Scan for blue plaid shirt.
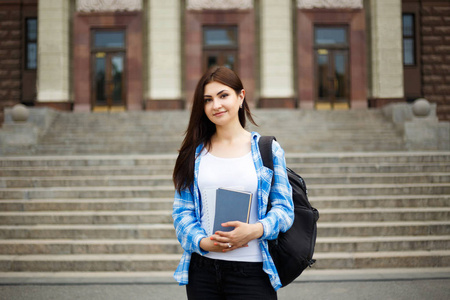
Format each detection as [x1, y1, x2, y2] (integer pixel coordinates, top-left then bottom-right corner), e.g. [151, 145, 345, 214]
[172, 132, 294, 290]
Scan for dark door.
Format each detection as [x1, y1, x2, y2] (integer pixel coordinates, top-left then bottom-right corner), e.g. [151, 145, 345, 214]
[93, 52, 125, 110]
[314, 27, 350, 109]
[91, 30, 126, 111]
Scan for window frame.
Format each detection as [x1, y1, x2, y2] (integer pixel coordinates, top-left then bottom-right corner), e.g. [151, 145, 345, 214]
[202, 25, 239, 72]
[402, 13, 416, 67]
[25, 17, 37, 70]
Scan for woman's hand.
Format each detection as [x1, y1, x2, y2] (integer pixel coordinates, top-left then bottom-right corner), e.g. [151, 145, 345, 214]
[209, 222, 264, 252]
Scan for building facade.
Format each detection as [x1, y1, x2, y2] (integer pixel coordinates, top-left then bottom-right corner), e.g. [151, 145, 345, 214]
[1, 0, 449, 122]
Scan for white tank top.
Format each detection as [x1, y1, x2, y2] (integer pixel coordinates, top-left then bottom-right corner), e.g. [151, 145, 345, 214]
[198, 150, 262, 262]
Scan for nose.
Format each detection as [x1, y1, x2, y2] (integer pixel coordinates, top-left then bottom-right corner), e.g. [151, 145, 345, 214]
[212, 98, 222, 110]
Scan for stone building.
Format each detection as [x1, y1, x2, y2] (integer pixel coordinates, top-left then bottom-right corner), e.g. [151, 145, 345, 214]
[0, 0, 449, 123]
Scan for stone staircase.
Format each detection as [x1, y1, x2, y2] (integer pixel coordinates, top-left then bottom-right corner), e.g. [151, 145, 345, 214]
[0, 109, 449, 274]
[5, 109, 406, 155]
[0, 152, 449, 273]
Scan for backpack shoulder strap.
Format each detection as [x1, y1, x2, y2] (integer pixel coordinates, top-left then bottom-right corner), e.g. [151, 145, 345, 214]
[259, 136, 276, 171]
[258, 135, 277, 215]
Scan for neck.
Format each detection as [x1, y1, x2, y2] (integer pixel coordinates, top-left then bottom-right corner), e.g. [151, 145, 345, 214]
[214, 122, 249, 142]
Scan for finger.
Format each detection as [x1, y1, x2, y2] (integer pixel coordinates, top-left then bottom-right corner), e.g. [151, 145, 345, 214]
[221, 221, 241, 228]
[211, 233, 230, 243]
[214, 230, 231, 238]
[214, 241, 232, 249]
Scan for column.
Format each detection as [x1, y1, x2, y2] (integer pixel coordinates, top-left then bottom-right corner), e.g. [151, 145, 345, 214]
[146, 0, 182, 109]
[368, 0, 404, 103]
[37, 0, 70, 108]
[259, 0, 295, 108]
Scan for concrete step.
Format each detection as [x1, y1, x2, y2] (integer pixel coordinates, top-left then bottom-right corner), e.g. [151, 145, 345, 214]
[317, 207, 449, 222]
[1, 195, 447, 212]
[0, 239, 182, 255]
[0, 175, 174, 188]
[0, 250, 448, 271]
[312, 250, 450, 269]
[0, 210, 173, 225]
[292, 163, 450, 174]
[32, 143, 406, 154]
[0, 224, 176, 239]
[2, 173, 448, 188]
[0, 166, 174, 177]
[285, 152, 450, 164]
[1, 162, 448, 178]
[310, 195, 450, 209]
[0, 155, 176, 167]
[317, 221, 450, 237]
[0, 208, 448, 225]
[1, 183, 449, 199]
[0, 185, 175, 199]
[0, 198, 173, 212]
[1, 153, 448, 167]
[0, 254, 181, 272]
[315, 236, 450, 252]
[1, 236, 448, 255]
[307, 183, 450, 197]
[1, 222, 448, 240]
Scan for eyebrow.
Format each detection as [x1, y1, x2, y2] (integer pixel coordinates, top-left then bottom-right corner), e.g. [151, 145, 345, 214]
[204, 89, 228, 98]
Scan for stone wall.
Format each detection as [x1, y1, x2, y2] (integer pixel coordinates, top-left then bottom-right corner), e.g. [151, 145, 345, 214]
[421, 3, 450, 121]
[0, 4, 22, 125]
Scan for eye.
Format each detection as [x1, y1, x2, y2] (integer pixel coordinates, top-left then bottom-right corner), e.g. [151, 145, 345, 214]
[204, 98, 212, 103]
[220, 93, 228, 99]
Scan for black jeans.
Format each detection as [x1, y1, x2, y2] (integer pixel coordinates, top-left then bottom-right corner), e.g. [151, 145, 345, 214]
[186, 253, 277, 300]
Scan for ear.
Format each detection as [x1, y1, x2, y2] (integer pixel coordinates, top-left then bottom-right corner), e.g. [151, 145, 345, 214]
[239, 89, 246, 104]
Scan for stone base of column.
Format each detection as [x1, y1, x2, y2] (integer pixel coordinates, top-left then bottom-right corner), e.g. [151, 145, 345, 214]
[368, 97, 405, 108]
[35, 102, 72, 111]
[145, 99, 184, 110]
[258, 97, 297, 108]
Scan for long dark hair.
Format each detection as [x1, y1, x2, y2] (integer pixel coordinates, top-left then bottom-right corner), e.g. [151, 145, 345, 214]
[173, 66, 257, 193]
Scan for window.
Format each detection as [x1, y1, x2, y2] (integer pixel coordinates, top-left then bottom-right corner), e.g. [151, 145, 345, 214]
[25, 18, 37, 69]
[94, 31, 125, 48]
[402, 14, 415, 66]
[315, 27, 347, 46]
[202, 26, 238, 72]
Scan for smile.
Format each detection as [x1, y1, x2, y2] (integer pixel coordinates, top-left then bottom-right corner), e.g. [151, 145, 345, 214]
[213, 111, 226, 117]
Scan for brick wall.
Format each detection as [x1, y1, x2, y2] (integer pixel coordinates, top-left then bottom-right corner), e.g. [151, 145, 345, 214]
[421, 3, 450, 121]
[0, 4, 22, 125]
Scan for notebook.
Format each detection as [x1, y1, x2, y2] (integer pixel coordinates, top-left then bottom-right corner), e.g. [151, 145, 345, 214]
[212, 188, 253, 233]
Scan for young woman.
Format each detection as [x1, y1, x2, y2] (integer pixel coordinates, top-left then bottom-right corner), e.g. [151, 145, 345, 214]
[172, 66, 294, 299]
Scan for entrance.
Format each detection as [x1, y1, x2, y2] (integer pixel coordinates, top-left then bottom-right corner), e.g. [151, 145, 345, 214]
[91, 30, 126, 111]
[314, 27, 350, 109]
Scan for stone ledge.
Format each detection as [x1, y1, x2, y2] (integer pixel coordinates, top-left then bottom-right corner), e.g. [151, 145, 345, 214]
[382, 99, 450, 150]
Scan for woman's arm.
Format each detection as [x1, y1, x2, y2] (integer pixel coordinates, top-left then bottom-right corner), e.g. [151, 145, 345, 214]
[172, 188, 208, 255]
[259, 140, 294, 241]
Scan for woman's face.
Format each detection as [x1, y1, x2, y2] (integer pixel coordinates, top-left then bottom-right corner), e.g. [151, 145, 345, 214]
[203, 81, 245, 127]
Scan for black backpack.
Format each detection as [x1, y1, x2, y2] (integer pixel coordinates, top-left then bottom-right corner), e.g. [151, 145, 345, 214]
[259, 136, 319, 287]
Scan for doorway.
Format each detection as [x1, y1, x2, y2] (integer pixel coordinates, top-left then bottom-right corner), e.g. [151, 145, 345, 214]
[91, 30, 126, 111]
[314, 27, 350, 109]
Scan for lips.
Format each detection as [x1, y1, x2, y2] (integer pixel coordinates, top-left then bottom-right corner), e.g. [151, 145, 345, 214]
[213, 111, 227, 117]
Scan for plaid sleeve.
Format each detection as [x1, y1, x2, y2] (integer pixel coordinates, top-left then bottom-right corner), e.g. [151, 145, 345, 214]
[259, 140, 294, 241]
[172, 188, 208, 255]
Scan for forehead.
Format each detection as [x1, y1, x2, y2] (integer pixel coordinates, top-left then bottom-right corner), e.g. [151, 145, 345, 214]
[204, 81, 231, 95]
